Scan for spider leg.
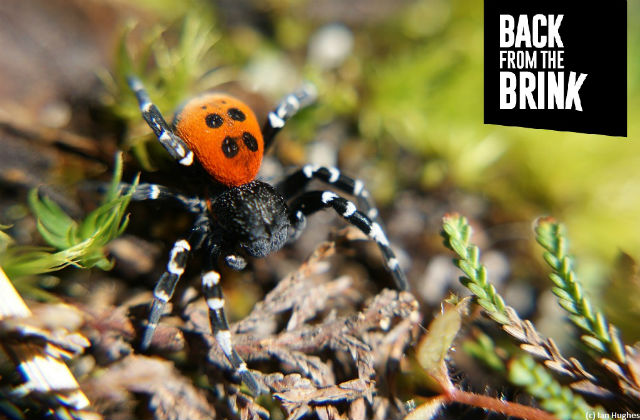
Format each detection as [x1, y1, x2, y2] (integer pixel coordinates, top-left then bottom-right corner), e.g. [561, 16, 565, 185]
[223, 254, 247, 270]
[262, 83, 317, 151]
[289, 191, 409, 291]
[140, 215, 210, 350]
[87, 181, 206, 213]
[278, 165, 381, 221]
[123, 182, 207, 213]
[201, 256, 262, 395]
[127, 76, 194, 166]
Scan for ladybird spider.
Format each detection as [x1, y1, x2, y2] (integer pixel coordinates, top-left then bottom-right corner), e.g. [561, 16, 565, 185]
[126, 76, 409, 395]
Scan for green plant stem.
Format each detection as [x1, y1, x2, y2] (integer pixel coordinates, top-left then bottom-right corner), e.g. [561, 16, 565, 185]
[441, 213, 509, 325]
[509, 355, 606, 420]
[535, 217, 626, 364]
[443, 214, 604, 418]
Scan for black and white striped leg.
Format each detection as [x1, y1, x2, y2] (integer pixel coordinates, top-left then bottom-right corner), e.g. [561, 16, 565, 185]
[289, 191, 408, 291]
[125, 182, 207, 213]
[127, 75, 194, 166]
[278, 165, 381, 222]
[140, 215, 210, 350]
[262, 83, 317, 151]
[201, 267, 262, 395]
[140, 239, 191, 350]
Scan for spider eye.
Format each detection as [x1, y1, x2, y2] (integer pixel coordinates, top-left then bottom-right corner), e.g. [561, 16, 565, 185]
[227, 108, 246, 121]
[205, 113, 224, 128]
[222, 136, 239, 158]
[242, 132, 259, 152]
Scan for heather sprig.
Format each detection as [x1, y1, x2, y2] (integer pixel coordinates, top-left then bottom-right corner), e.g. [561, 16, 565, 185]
[535, 217, 626, 363]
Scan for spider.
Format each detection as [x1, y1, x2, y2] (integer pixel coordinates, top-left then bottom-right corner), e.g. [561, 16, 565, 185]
[126, 76, 409, 395]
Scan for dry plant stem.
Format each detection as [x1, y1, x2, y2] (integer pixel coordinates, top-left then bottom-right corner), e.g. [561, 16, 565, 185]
[501, 306, 599, 383]
[0, 111, 103, 158]
[0, 266, 95, 419]
[182, 241, 420, 419]
[82, 355, 217, 420]
[445, 388, 559, 420]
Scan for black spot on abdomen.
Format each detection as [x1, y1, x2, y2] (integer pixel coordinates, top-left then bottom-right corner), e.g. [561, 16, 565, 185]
[222, 136, 239, 158]
[205, 113, 223, 128]
[242, 132, 259, 151]
[228, 108, 246, 121]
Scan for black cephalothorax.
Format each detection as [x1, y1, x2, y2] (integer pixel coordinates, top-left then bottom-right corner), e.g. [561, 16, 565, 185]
[211, 181, 289, 258]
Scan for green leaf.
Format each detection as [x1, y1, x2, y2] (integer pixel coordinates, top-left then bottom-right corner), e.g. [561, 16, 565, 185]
[28, 190, 77, 250]
[508, 354, 602, 420]
[541, 400, 569, 418]
[548, 273, 566, 288]
[457, 259, 476, 279]
[488, 311, 510, 325]
[508, 357, 534, 386]
[477, 298, 496, 314]
[593, 312, 611, 342]
[476, 266, 488, 286]
[467, 283, 488, 300]
[441, 221, 458, 238]
[581, 335, 608, 353]
[449, 238, 468, 259]
[462, 334, 506, 373]
[551, 287, 573, 302]
[568, 315, 591, 332]
[6, 152, 137, 282]
[416, 300, 468, 393]
[558, 299, 579, 314]
[543, 252, 560, 270]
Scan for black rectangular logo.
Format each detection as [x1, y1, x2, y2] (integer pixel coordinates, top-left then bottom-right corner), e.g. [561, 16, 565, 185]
[484, 0, 627, 137]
